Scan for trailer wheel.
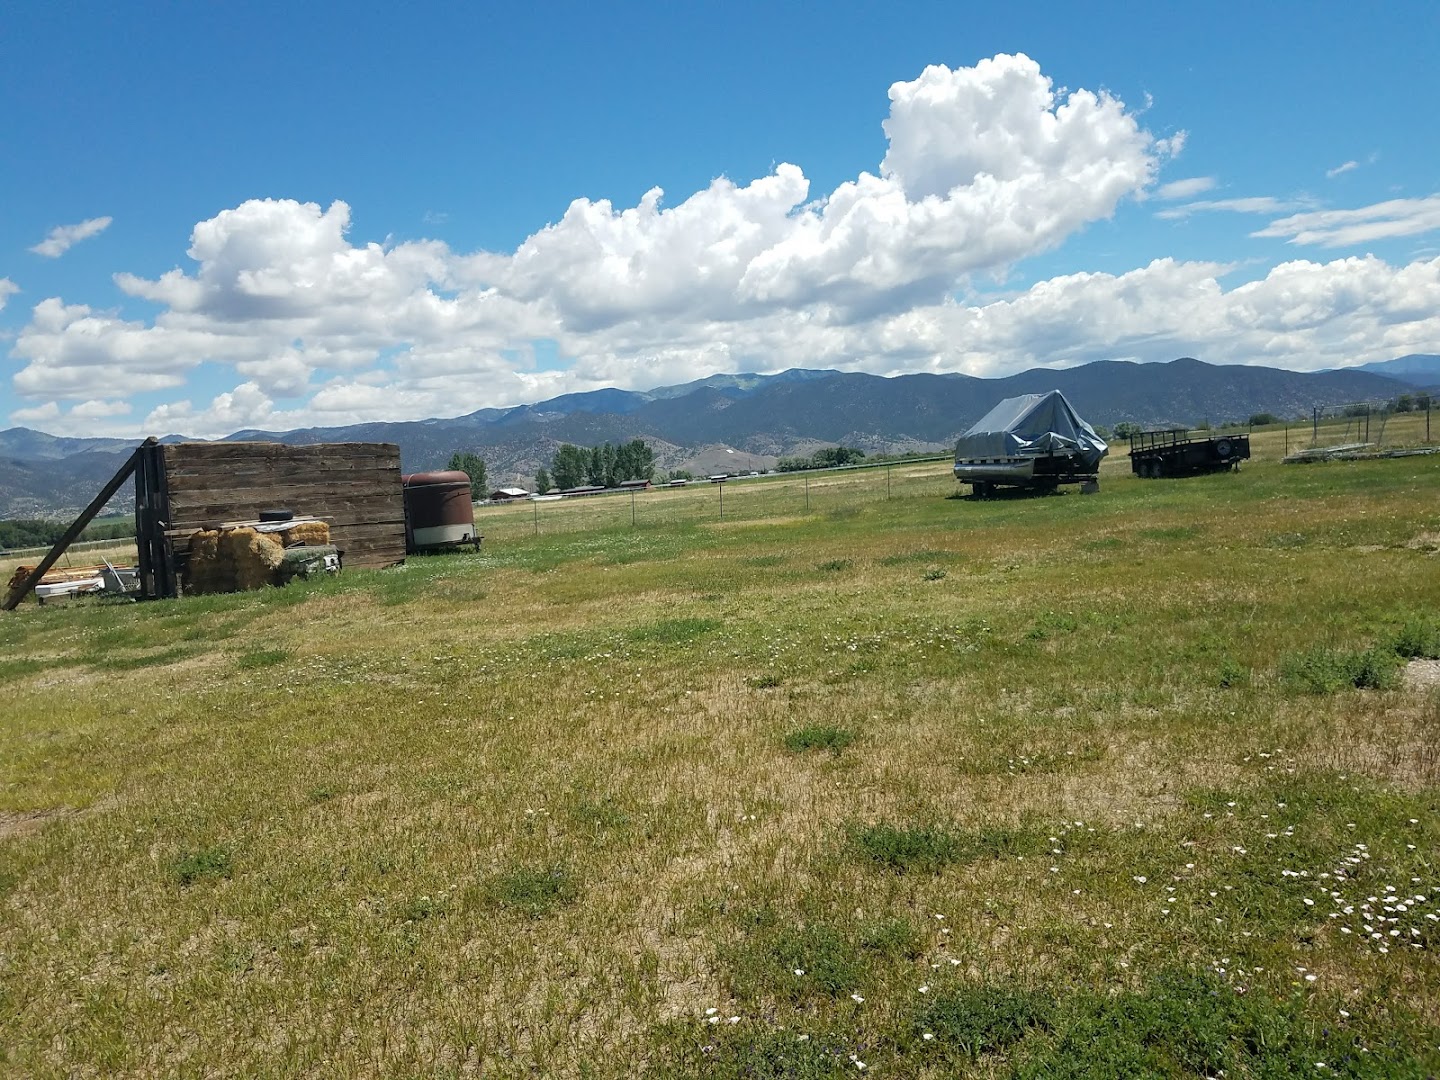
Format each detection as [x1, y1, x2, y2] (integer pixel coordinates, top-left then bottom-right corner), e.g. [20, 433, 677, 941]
[1215, 439, 1233, 459]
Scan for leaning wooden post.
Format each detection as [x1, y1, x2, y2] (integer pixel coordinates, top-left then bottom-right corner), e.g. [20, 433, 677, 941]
[2, 439, 150, 611]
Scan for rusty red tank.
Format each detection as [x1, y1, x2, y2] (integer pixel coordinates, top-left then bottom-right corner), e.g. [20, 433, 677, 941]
[401, 471, 478, 552]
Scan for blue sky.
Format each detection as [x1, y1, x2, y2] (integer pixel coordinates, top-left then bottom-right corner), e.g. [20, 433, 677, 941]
[2, 1, 1437, 438]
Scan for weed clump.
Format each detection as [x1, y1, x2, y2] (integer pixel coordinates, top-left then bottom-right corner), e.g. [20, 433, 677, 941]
[170, 845, 232, 886]
[748, 672, 784, 689]
[911, 984, 1054, 1060]
[783, 724, 855, 755]
[483, 864, 578, 917]
[628, 618, 720, 645]
[922, 568, 947, 581]
[236, 647, 290, 670]
[1281, 646, 1403, 693]
[817, 559, 851, 573]
[849, 822, 1045, 873]
[662, 1025, 855, 1078]
[1392, 617, 1440, 660]
[1217, 657, 1250, 688]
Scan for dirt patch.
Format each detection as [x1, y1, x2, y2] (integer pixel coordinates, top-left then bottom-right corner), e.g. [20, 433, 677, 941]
[1405, 532, 1440, 554]
[1404, 658, 1440, 692]
[0, 807, 76, 841]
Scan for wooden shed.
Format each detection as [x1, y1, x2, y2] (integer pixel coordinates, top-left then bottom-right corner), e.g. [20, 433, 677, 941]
[136, 440, 406, 598]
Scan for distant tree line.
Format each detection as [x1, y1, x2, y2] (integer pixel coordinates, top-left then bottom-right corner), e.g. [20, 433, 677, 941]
[547, 440, 655, 491]
[0, 517, 134, 550]
[446, 452, 487, 500]
[776, 446, 866, 472]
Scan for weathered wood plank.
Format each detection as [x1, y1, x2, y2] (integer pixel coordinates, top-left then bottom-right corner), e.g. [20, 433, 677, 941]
[158, 441, 407, 570]
[164, 441, 398, 462]
[168, 493, 403, 519]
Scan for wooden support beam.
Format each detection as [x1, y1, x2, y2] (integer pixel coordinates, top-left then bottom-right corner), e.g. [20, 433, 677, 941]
[2, 439, 151, 611]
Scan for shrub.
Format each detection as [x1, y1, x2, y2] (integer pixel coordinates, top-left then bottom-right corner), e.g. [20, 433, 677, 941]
[1393, 617, 1440, 660]
[1281, 646, 1402, 694]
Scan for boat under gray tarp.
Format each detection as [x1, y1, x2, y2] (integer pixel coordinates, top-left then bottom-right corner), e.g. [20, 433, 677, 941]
[953, 390, 1108, 490]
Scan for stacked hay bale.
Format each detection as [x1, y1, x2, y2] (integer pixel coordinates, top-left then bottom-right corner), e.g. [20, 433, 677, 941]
[184, 520, 330, 595]
[222, 528, 285, 591]
[282, 520, 330, 547]
[185, 529, 229, 595]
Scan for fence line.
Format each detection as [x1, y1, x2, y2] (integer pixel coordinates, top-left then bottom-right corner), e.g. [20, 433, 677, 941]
[475, 458, 958, 542]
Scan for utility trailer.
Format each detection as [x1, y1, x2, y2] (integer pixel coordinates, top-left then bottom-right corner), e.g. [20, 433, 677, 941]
[1128, 429, 1250, 478]
[953, 390, 1108, 496]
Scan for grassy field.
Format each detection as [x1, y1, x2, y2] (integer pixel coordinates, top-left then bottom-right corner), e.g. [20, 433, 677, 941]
[2, 441, 1439, 1077]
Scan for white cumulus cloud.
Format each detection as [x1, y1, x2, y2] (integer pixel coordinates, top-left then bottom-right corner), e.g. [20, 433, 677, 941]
[29, 216, 113, 258]
[1326, 160, 1359, 179]
[7, 53, 1440, 440]
[0, 278, 18, 312]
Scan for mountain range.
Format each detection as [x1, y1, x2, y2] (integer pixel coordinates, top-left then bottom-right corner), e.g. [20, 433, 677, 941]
[0, 356, 1429, 519]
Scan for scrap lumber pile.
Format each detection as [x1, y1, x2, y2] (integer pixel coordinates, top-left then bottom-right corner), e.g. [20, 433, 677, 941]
[183, 518, 334, 595]
[5, 563, 138, 604]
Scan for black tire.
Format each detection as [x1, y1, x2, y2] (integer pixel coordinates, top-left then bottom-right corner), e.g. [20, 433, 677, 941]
[1215, 439, 1233, 459]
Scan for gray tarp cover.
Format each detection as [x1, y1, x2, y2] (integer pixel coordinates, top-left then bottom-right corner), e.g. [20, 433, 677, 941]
[953, 390, 1109, 470]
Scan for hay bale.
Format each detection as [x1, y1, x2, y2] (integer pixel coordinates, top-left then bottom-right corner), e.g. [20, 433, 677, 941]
[185, 527, 286, 595]
[184, 529, 230, 596]
[221, 528, 284, 592]
[281, 521, 330, 547]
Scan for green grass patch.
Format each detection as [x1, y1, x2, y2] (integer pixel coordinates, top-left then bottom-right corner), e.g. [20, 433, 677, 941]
[848, 822, 1046, 873]
[627, 617, 721, 645]
[482, 864, 578, 918]
[910, 984, 1054, 1061]
[236, 647, 291, 670]
[1392, 616, 1440, 659]
[782, 724, 855, 755]
[169, 845, 232, 886]
[1280, 645, 1403, 693]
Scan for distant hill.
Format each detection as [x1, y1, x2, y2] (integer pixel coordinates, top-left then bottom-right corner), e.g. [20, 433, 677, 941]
[0, 357, 1415, 518]
[1349, 354, 1440, 385]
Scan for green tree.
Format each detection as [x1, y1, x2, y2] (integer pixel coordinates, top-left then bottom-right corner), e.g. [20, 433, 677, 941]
[586, 445, 605, 486]
[446, 452, 487, 500]
[551, 445, 587, 490]
[1394, 394, 1414, 413]
[601, 442, 619, 488]
[1248, 412, 1281, 427]
[1112, 421, 1143, 440]
[534, 467, 551, 495]
[620, 438, 655, 482]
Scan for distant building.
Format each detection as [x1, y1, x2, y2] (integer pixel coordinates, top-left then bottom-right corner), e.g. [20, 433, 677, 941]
[557, 485, 607, 498]
[488, 487, 531, 502]
[618, 478, 652, 491]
